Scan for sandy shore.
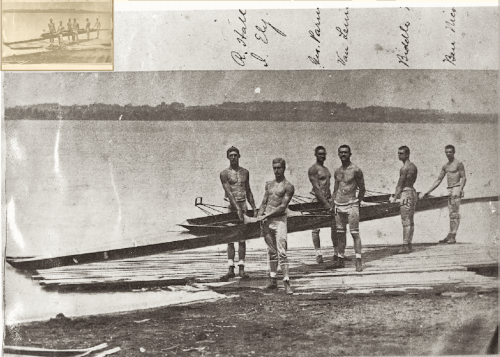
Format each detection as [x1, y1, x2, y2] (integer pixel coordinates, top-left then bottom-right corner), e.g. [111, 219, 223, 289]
[4, 281, 497, 356]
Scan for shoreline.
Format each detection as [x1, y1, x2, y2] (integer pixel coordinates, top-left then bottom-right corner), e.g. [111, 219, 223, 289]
[4, 284, 497, 356]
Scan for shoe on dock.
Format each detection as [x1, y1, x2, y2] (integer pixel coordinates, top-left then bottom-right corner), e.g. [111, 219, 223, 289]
[397, 245, 411, 254]
[264, 277, 278, 290]
[238, 265, 250, 280]
[439, 234, 451, 243]
[316, 255, 324, 264]
[219, 266, 236, 282]
[447, 234, 457, 244]
[283, 280, 294, 295]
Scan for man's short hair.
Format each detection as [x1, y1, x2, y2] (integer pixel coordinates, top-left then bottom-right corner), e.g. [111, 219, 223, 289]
[315, 146, 326, 154]
[338, 144, 351, 153]
[226, 146, 240, 157]
[445, 144, 455, 152]
[399, 146, 410, 155]
[272, 158, 286, 169]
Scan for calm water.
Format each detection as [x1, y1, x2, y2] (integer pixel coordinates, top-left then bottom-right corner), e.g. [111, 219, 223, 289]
[4, 119, 498, 323]
[5, 120, 498, 257]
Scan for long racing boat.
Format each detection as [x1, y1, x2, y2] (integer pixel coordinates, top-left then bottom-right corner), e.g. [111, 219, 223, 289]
[6, 193, 498, 271]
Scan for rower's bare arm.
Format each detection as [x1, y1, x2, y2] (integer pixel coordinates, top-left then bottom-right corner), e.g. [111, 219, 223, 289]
[258, 182, 270, 217]
[264, 183, 295, 220]
[394, 167, 407, 199]
[424, 166, 446, 196]
[245, 171, 258, 214]
[308, 166, 330, 208]
[356, 168, 366, 203]
[458, 162, 467, 191]
[332, 170, 340, 200]
[220, 171, 239, 210]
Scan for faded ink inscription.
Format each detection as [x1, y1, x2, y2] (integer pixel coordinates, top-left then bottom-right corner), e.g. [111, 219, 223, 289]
[231, 9, 286, 68]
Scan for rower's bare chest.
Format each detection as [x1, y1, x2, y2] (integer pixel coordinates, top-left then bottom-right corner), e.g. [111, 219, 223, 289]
[445, 162, 460, 174]
[317, 166, 331, 181]
[269, 182, 287, 197]
[335, 167, 355, 183]
[227, 169, 246, 185]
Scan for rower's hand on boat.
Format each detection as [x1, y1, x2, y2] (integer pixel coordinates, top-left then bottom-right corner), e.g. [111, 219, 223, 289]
[253, 209, 259, 218]
[419, 192, 428, 200]
[389, 196, 397, 204]
[237, 209, 244, 222]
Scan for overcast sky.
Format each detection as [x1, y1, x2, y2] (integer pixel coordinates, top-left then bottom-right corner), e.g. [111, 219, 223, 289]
[3, 70, 498, 114]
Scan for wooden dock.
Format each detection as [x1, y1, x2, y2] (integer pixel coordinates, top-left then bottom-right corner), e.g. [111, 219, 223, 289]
[32, 242, 498, 294]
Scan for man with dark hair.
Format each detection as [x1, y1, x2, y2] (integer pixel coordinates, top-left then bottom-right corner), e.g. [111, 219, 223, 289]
[85, 18, 91, 40]
[219, 146, 258, 281]
[390, 146, 418, 254]
[48, 19, 56, 45]
[67, 18, 73, 42]
[57, 21, 65, 46]
[93, 18, 101, 39]
[421, 145, 466, 244]
[258, 158, 295, 294]
[308, 146, 335, 263]
[333, 145, 365, 271]
[72, 18, 79, 42]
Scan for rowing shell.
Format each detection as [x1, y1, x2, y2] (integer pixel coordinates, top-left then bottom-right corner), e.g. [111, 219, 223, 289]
[3, 28, 107, 47]
[6, 194, 498, 271]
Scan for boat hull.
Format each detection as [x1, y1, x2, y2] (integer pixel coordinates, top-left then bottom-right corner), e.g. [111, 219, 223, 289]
[6, 195, 497, 271]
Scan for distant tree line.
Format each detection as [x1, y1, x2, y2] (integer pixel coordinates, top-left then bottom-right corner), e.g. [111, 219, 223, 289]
[4, 101, 497, 124]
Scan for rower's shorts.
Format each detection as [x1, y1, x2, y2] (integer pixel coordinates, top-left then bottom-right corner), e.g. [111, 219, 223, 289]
[263, 215, 288, 264]
[228, 200, 247, 244]
[311, 196, 333, 234]
[448, 186, 463, 219]
[335, 202, 359, 234]
[400, 189, 417, 227]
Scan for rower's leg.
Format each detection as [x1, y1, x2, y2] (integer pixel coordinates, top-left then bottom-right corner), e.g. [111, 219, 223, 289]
[276, 218, 289, 279]
[238, 240, 246, 263]
[312, 229, 323, 263]
[349, 205, 362, 271]
[330, 215, 338, 256]
[334, 211, 347, 268]
[237, 240, 250, 279]
[448, 193, 461, 243]
[398, 193, 414, 254]
[227, 243, 236, 268]
[264, 225, 279, 290]
[264, 222, 279, 277]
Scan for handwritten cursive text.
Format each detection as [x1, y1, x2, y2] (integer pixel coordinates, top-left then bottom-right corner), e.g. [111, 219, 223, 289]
[396, 22, 410, 67]
[443, 8, 456, 66]
[308, 8, 321, 66]
[336, 8, 349, 66]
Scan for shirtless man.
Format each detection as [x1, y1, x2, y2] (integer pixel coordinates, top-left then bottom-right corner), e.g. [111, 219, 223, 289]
[93, 18, 101, 39]
[48, 19, 56, 45]
[57, 21, 65, 46]
[85, 18, 91, 40]
[67, 18, 73, 42]
[73, 18, 79, 42]
[308, 146, 336, 264]
[421, 145, 466, 244]
[333, 145, 365, 272]
[219, 147, 257, 281]
[257, 158, 295, 294]
[390, 146, 418, 254]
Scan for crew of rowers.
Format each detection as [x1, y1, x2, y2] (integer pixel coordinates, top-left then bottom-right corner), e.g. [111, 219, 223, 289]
[47, 17, 101, 46]
[219, 144, 466, 294]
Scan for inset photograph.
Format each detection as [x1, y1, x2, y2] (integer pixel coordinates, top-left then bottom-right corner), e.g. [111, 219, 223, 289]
[1, 0, 113, 71]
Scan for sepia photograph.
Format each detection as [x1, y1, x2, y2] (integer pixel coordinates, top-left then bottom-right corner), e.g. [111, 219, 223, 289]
[1, 0, 113, 71]
[2, 68, 498, 356]
[1, 3, 499, 357]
